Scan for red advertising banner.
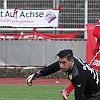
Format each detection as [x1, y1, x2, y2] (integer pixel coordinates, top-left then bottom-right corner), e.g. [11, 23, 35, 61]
[34, 31, 78, 39]
[86, 24, 96, 64]
[0, 31, 79, 39]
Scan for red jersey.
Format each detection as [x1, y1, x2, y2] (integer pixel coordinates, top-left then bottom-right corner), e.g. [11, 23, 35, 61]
[91, 26, 100, 72]
[92, 26, 100, 54]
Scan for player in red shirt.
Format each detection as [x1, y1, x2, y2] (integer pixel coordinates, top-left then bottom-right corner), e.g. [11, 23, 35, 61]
[92, 19, 100, 50]
[90, 19, 100, 72]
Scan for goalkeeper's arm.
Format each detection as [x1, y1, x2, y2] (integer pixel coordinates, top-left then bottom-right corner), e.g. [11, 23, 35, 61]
[26, 61, 60, 85]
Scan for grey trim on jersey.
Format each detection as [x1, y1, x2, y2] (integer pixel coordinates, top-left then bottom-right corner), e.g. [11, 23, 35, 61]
[72, 64, 79, 78]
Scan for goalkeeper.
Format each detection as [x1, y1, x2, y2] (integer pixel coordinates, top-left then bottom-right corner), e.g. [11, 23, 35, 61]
[26, 49, 100, 100]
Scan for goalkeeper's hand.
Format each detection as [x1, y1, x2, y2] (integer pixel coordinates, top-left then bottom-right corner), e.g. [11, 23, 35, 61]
[61, 89, 70, 100]
[26, 71, 41, 86]
[26, 74, 35, 86]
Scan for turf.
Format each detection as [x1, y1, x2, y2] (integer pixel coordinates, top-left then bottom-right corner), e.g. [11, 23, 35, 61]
[0, 85, 75, 100]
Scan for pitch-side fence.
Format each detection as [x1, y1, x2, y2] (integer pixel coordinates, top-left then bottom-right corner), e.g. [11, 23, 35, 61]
[0, 0, 99, 67]
[0, 0, 100, 39]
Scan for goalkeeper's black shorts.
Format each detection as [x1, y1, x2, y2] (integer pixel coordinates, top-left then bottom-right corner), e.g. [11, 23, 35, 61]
[83, 90, 100, 100]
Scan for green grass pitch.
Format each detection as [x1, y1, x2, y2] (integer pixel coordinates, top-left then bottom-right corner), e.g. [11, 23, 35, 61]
[0, 85, 75, 100]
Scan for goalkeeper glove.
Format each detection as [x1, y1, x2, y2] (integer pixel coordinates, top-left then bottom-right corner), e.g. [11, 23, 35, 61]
[26, 71, 41, 86]
[61, 89, 70, 100]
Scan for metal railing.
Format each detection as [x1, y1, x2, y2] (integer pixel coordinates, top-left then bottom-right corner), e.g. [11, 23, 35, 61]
[0, 0, 100, 39]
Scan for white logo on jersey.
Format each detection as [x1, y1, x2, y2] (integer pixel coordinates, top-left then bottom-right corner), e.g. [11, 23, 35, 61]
[77, 84, 81, 87]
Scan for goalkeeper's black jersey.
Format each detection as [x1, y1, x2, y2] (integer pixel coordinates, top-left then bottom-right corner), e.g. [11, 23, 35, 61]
[40, 57, 100, 100]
